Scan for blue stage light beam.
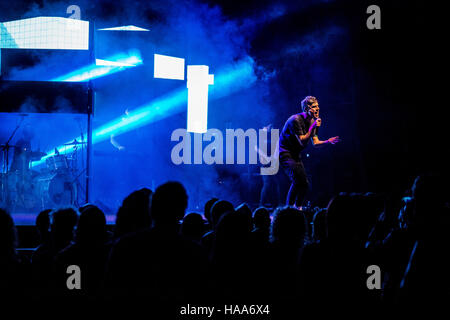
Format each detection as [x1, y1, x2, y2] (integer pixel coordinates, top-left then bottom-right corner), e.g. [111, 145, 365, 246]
[31, 57, 256, 167]
[31, 142, 87, 167]
[51, 51, 142, 82]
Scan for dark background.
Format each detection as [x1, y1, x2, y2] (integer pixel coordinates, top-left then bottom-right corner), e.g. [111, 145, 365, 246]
[213, 0, 444, 197]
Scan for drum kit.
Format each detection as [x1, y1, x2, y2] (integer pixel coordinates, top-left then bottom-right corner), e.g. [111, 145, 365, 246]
[0, 139, 85, 212]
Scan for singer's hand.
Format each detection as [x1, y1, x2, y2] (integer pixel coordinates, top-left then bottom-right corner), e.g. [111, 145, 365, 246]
[312, 118, 322, 128]
[327, 136, 340, 145]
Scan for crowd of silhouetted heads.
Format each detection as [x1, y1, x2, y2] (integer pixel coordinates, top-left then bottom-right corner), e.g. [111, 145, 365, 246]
[0, 174, 448, 313]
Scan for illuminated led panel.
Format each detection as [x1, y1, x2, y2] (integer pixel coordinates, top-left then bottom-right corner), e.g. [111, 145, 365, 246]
[0, 17, 89, 50]
[98, 25, 149, 31]
[154, 54, 185, 80]
[187, 65, 214, 133]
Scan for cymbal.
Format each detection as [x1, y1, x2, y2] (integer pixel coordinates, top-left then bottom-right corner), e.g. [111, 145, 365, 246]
[64, 139, 87, 146]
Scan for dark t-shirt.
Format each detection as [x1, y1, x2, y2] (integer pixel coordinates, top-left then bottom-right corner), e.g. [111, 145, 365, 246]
[278, 113, 318, 160]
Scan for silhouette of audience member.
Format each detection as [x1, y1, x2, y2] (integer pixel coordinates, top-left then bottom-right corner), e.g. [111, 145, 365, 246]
[299, 194, 370, 306]
[203, 197, 218, 231]
[358, 192, 385, 243]
[271, 206, 306, 247]
[211, 208, 253, 299]
[311, 208, 327, 243]
[113, 188, 152, 239]
[381, 176, 443, 301]
[31, 208, 78, 293]
[54, 205, 111, 298]
[247, 207, 273, 299]
[181, 212, 206, 244]
[392, 174, 450, 305]
[268, 206, 306, 300]
[251, 207, 271, 247]
[0, 208, 30, 299]
[106, 182, 208, 304]
[52, 208, 79, 251]
[235, 203, 253, 233]
[201, 200, 234, 256]
[36, 209, 52, 245]
[366, 192, 403, 249]
[30, 209, 51, 292]
[79, 203, 113, 242]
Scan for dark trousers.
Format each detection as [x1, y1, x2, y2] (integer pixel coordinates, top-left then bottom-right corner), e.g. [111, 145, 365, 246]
[279, 152, 309, 207]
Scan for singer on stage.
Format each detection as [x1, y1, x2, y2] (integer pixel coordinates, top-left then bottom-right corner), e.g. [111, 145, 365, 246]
[278, 96, 340, 208]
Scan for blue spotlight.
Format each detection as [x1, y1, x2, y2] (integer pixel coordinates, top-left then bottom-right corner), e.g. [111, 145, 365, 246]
[209, 58, 256, 99]
[51, 51, 142, 82]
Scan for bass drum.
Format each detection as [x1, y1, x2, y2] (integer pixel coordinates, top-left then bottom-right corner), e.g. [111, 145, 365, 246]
[36, 173, 76, 208]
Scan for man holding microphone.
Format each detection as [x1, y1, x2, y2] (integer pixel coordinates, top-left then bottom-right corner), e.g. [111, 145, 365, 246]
[278, 96, 340, 208]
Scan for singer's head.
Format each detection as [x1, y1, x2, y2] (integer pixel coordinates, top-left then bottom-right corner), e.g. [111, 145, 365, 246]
[301, 96, 319, 118]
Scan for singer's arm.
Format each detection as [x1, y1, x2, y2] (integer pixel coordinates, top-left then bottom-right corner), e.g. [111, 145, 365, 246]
[298, 125, 316, 145]
[312, 135, 340, 147]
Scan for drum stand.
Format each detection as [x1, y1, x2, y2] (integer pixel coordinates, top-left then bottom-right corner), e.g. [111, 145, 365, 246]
[0, 117, 25, 209]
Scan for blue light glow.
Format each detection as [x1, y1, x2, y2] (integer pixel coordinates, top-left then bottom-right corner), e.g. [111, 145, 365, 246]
[51, 51, 143, 82]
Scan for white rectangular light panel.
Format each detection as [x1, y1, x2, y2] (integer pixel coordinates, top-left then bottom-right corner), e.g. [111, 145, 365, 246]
[154, 53, 185, 80]
[0, 17, 89, 50]
[98, 25, 149, 31]
[187, 65, 214, 133]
